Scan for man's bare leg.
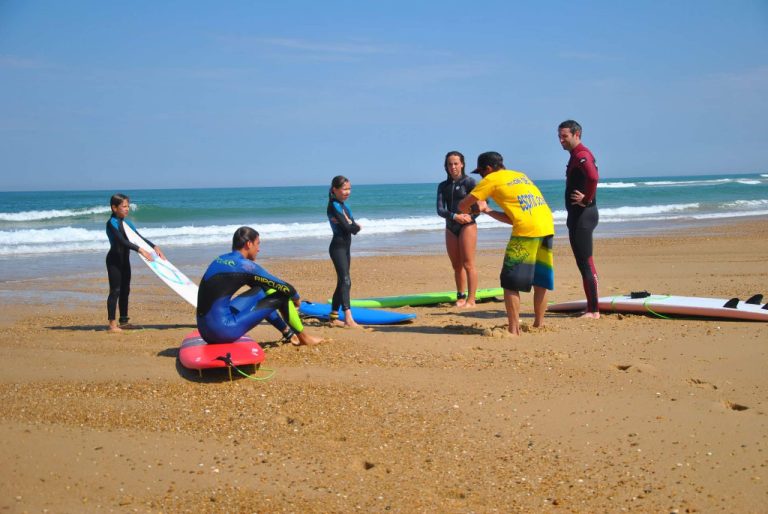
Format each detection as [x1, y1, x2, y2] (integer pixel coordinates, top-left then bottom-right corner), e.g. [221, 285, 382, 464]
[503, 289, 521, 336]
[532, 286, 548, 328]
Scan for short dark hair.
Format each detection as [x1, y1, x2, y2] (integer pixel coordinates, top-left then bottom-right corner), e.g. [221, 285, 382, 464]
[232, 226, 259, 251]
[110, 193, 129, 208]
[443, 151, 465, 177]
[558, 119, 582, 136]
[474, 151, 505, 173]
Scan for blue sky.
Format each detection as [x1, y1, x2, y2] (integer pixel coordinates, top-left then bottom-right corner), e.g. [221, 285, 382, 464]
[1, 0, 766, 191]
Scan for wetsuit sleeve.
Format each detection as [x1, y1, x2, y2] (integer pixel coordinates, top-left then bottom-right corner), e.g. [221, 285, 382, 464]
[251, 263, 300, 301]
[124, 219, 156, 248]
[107, 219, 140, 252]
[574, 150, 599, 204]
[436, 182, 452, 220]
[329, 200, 360, 235]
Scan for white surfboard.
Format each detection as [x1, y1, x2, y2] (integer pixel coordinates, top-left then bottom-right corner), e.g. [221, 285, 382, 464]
[123, 222, 199, 307]
[547, 293, 768, 321]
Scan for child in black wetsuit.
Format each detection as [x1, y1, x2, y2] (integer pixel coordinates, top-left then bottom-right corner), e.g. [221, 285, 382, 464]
[327, 175, 361, 327]
[105, 193, 165, 332]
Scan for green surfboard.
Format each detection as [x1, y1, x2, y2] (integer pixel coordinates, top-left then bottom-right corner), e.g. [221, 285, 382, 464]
[345, 287, 504, 308]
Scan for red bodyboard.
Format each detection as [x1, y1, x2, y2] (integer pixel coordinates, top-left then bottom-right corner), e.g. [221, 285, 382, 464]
[178, 330, 265, 370]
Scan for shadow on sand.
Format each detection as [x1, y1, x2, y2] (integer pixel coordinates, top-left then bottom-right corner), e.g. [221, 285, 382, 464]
[157, 337, 287, 383]
[46, 323, 197, 332]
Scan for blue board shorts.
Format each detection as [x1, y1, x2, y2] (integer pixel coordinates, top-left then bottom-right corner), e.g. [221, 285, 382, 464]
[500, 235, 554, 292]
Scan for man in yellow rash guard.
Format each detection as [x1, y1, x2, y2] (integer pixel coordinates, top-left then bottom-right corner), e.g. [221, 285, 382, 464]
[457, 151, 555, 336]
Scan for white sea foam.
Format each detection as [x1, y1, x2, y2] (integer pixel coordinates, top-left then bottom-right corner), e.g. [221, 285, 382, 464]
[0, 216, 508, 255]
[723, 199, 768, 208]
[689, 210, 768, 220]
[2, 202, 767, 256]
[642, 178, 733, 187]
[598, 177, 762, 189]
[549, 203, 698, 223]
[590, 210, 768, 223]
[0, 205, 111, 222]
[599, 203, 700, 217]
[597, 182, 637, 188]
[761, 174, 768, 178]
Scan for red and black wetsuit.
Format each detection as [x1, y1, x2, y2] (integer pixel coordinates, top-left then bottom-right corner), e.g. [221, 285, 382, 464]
[565, 143, 600, 313]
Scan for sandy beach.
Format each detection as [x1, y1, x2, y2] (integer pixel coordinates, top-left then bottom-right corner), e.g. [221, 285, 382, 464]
[1, 219, 767, 513]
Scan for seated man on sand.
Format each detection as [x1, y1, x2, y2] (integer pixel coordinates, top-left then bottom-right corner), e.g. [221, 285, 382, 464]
[196, 226, 322, 346]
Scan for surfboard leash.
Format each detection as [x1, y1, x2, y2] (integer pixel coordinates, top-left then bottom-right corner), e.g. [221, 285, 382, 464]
[608, 294, 673, 319]
[641, 296, 672, 319]
[214, 354, 276, 382]
[233, 364, 276, 382]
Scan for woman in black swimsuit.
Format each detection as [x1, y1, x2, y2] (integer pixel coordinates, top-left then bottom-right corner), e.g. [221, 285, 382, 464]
[436, 151, 479, 307]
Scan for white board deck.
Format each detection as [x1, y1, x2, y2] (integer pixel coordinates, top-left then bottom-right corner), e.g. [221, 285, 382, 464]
[123, 222, 199, 307]
[547, 294, 768, 321]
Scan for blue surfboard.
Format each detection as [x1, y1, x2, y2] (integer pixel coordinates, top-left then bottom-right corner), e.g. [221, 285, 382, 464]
[299, 301, 415, 325]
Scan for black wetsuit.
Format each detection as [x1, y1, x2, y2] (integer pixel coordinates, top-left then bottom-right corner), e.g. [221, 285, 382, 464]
[565, 143, 600, 312]
[105, 215, 154, 323]
[327, 197, 360, 313]
[436, 175, 477, 236]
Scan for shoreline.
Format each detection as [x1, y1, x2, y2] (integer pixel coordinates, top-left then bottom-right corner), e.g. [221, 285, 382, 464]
[1, 215, 766, 286]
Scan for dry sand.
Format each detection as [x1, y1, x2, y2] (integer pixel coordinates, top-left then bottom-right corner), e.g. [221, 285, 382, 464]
[1, 220, 767, 513]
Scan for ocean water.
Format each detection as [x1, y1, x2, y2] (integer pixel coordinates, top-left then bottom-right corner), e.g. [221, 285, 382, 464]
[1, 173, 767, 282]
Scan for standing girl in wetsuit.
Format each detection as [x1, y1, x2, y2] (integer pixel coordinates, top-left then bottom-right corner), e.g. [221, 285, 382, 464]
[436, 151, 479, 307]
[105, 193, 165, 332]
[558, 119, 600, 318]
[327, 175, 361, 327]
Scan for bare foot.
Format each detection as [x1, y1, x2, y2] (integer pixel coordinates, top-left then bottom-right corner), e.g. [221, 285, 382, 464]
[293, 332, 324, 346]
[458, 301, 476, 308]
[329, 319, 347, 328]
[455, 298, 467, 308]
[578, 312, 600, 319]
[341, 310, 361, 328]
[107, 325, 123, 333]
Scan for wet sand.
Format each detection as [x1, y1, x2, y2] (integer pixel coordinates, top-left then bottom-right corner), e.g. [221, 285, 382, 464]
[1, 220, 766, 512]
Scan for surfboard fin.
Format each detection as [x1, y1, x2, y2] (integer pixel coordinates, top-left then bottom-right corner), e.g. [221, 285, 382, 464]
[745, 294, 763, 305]
[214, 353, 235, 381]
[630, 291, 651, 299]
[723, 297, 740, 309]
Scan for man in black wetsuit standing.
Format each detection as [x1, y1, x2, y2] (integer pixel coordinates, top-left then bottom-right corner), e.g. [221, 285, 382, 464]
[559, 119, 600, 318]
